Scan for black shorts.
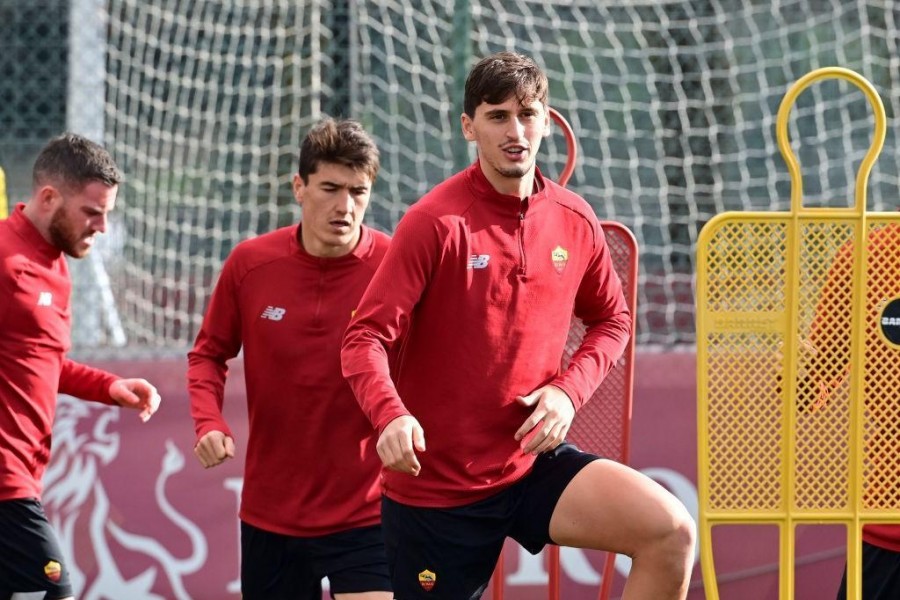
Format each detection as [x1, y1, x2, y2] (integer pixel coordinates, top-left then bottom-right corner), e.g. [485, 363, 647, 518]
[836, 541, 900, 600]
[0, 498, 74, 600]
[382, 442, 601, 599]
[240, 521, 392, 599]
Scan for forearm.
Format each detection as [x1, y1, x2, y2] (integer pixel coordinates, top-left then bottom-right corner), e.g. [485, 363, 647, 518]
[341, 332, 410, 432]
[187, 350, 232, 437]
[59, 359, 119, 404]
[552, 311, 631, 409]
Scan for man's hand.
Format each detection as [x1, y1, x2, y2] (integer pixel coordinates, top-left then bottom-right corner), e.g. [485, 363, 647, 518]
[194, 430, 236, 469]
[514, 385, 575, 455]
[109, 378, 161, 423]
[377, 415, 426, 476]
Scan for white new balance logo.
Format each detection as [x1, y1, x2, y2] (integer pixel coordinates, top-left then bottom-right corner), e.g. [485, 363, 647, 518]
[260, 306, 286, 321]
[37, 292, 53, 307]
[467, 254, 490, 269]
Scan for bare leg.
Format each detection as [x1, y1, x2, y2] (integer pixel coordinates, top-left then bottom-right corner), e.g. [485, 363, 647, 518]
[549, 459, 695, 600]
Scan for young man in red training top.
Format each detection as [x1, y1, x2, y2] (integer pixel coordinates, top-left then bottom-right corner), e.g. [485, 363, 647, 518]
[188, 118, 392, 600]
[0, 133, 162, 600]
[342, 51, 696, 599]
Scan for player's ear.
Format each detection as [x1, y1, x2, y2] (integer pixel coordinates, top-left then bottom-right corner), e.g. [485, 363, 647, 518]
[292, 173, 305, 206]
[461, 113, 476, 142]
[35, 184, 63, 210]
[542, 105, 551, 138]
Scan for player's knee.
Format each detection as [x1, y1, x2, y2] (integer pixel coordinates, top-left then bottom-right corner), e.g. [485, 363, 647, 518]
[651, 503, 696, 577]
[631, 499, 694, 562]
[670, 506, 697, 558]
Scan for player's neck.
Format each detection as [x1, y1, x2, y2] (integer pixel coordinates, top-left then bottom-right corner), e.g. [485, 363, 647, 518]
[21, 202, 53, 244]
[482, 167, 536, 200]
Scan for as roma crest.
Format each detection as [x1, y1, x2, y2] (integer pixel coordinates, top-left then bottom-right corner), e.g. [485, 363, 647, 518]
[44, 560, 62, 582]
[418, 568, 436, 591]
[551, 245, 569, 274]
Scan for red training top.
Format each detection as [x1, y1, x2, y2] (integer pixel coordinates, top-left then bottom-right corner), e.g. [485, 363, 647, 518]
[342, 161, 631, 507]
[188, 224, 391, 537]
[808, 223, 900, 551]
[0, 204, 118, 501]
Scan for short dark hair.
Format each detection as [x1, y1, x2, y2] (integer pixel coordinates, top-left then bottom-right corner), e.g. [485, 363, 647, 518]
[32, 132, 123, 191]
[463, 52, 549, 117]
[297, 118, 380, 184]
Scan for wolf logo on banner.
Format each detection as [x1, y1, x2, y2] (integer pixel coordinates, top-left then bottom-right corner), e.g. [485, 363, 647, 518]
[43, 396, 207, 599]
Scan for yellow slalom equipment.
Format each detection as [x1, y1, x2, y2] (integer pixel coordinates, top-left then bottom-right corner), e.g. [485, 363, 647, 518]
[697, 67, 899, 599]
[0, 166, 7, 218]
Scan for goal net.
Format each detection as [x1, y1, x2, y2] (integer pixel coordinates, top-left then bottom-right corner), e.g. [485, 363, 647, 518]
[54, 0, 900, 351]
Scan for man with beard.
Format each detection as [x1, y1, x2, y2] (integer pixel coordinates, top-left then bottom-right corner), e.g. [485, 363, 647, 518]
[0, 133, 161, 600]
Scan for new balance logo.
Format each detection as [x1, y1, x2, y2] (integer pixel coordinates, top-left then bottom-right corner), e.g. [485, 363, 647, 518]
[467, 254, 490, 269]
[37, 292, 53, 307]
[260, 306, 286, 321]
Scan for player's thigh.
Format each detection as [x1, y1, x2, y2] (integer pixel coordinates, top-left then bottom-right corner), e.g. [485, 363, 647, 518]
[308, 525, 392, 599]
[381, 496, 508, 600]
[240, 521, 321, 600]
[548, 458, 690, 555]
[0, 499, 73, 600]
[507, 442, 599, 554]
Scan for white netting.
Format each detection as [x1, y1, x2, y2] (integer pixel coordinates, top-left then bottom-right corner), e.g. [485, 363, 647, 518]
[57, 0, 900, 351]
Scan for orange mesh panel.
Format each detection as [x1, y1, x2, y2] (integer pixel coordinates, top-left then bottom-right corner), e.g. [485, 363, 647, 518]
[567, 223, 637, 462]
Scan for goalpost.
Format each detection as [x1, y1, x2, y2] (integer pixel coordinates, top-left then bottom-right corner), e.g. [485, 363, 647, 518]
[66, 0, 127, 348]
[59, 0, 900, 354]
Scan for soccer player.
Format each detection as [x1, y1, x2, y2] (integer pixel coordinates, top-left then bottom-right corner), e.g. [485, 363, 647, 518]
[803, 224, 900, 600]
[342, 51, 695, 599]
[188, 118, 392, 600]
[0, 133, 161, 600]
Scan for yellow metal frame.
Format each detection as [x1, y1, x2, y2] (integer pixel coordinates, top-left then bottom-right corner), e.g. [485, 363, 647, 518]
[697, 67, 891, 599]
[0, 166, 7, 219]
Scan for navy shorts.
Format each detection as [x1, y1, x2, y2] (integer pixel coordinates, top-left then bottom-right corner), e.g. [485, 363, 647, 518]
[382, 442, 601, 599]
[240, 521, 392, 599]
[0, 498, 74, 600]
[836, 541, 900, 600]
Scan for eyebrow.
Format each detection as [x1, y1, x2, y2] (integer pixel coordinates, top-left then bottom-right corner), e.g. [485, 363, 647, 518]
[319, 180, 369, 189]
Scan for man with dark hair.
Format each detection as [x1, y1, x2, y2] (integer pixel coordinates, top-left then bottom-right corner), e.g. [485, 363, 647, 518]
[0, 132, 162, 600]
[188, 118, 393, 599]
[342, 52, 696, 599]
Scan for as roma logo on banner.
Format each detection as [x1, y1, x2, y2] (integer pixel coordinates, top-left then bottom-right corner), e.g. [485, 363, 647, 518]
[551, 245, 569, 274]
[418, 569, 436, 591]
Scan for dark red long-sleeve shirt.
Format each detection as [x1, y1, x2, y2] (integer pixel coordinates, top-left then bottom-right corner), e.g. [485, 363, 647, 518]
[188, 224, 390, 536]
[0, 204, 118, 501]
[342, 162, 631, 507]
